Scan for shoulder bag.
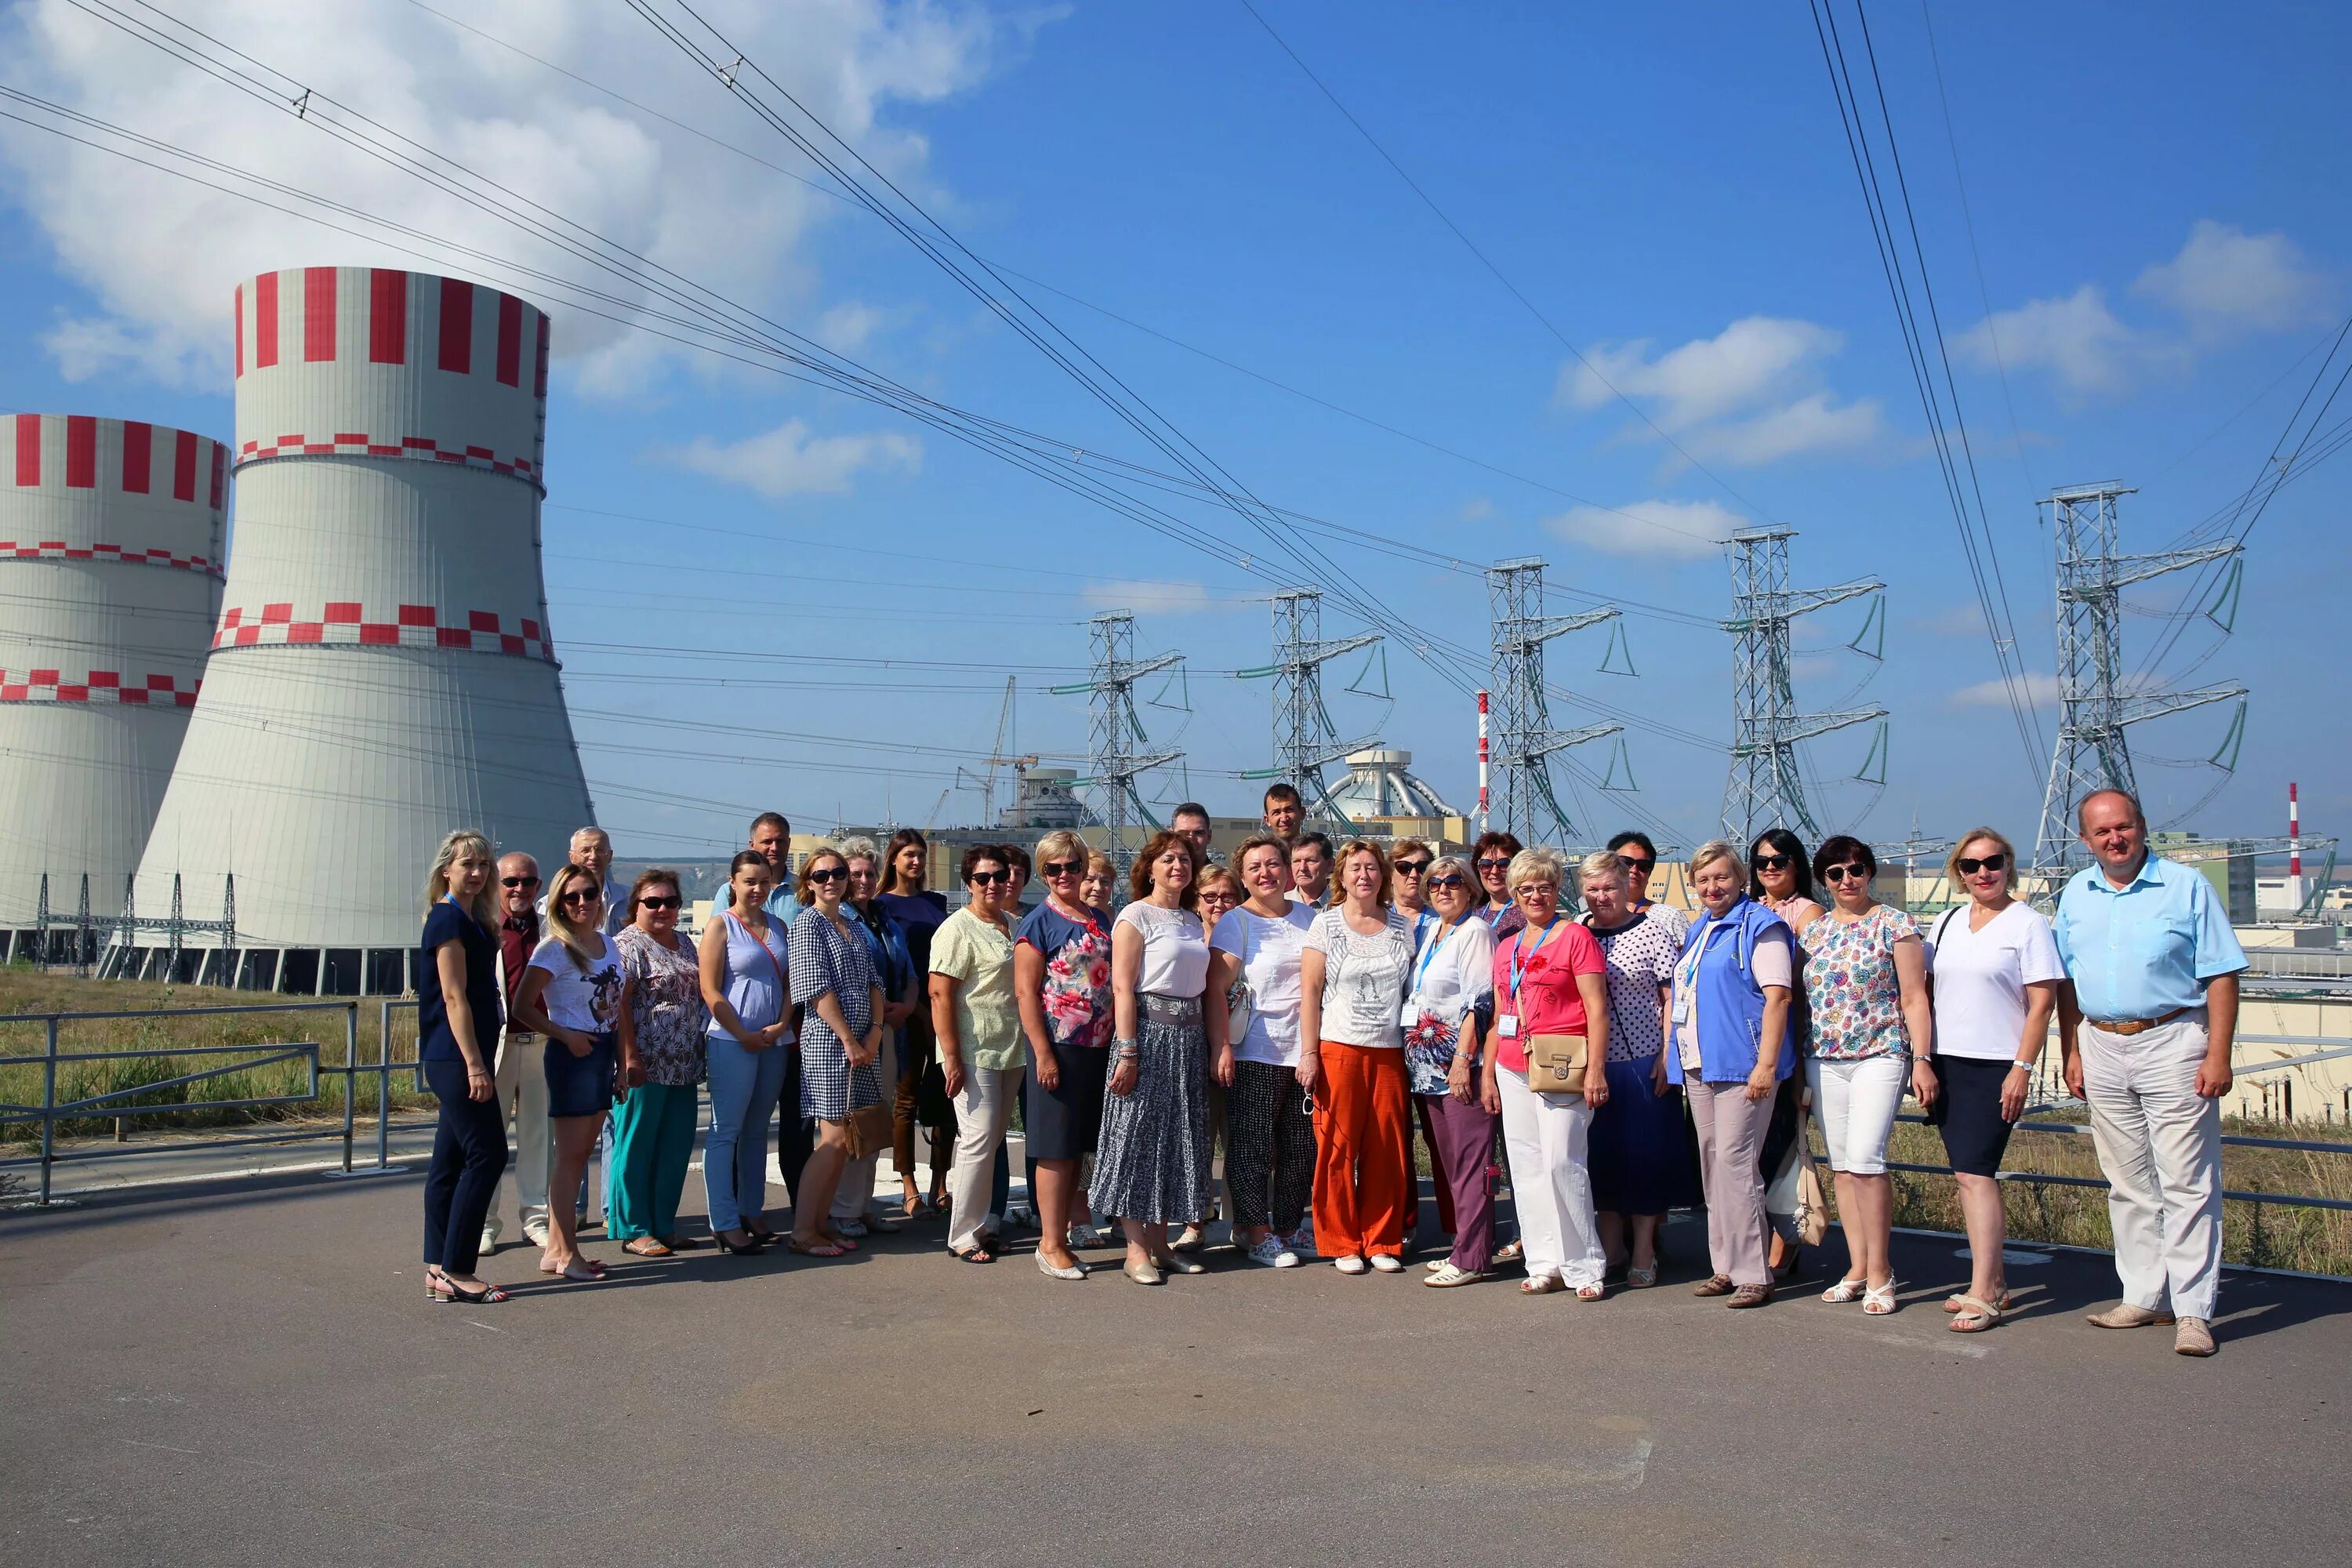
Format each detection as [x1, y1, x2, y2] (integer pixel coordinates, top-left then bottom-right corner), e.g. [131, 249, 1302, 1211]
[1524, 1033, 1589, 1096]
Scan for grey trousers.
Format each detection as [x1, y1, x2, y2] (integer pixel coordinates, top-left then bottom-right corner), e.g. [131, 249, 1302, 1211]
[2081, 1013, 2223, 1320]
[1688, 1079, 1777, 1287]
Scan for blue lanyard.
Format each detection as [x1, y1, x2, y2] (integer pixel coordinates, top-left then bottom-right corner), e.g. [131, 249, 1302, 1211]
[1508, 919, 1560, 1003]
[1411, 913, 1459, 995]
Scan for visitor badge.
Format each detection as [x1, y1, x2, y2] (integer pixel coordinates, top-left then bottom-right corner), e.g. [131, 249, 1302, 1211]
[1671, 989, 1691, 1025]
[1400, 1002, 1423, 1028]
[1497, 1014, 1519, 1040]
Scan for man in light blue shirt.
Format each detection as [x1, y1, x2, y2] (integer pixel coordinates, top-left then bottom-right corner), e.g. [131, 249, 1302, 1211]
[2053, 788, 2245, 1356]
[744, 811, 808, 1214]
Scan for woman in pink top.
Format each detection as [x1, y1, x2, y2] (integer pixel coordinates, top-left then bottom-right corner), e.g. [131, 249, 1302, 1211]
[1482, 848, 1612, 1298]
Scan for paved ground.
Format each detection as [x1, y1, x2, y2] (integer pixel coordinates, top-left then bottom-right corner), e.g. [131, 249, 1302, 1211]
[4, 1166, 2349, 1568]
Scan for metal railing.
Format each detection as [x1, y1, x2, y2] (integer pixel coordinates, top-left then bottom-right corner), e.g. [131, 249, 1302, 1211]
[1881, 1112, 2352, 1217]
[0, 1000, 415, 1206]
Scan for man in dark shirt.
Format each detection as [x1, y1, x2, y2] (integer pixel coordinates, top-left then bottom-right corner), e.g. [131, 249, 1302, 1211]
[484, 851, 549, 1253]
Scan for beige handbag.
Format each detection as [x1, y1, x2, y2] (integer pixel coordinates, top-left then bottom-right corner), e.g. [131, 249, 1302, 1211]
[1524, 1033, 1589, 1096]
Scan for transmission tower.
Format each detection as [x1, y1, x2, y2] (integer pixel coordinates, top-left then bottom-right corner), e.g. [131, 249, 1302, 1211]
[1486, 559, 1621, 847]
[2031, 483, 2244, 873]
[1049, 612, 1182, 879]
[1240, 589, 1380, 826]
[1722, 527, 1885, 844]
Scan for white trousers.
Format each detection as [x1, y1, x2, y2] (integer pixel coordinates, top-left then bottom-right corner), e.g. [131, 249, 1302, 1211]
[485, 1033, 549, 1240]
[833, 1149, 881, 1220]
[2081, 1014, 2223, 1321]
[1808, 1053, 1907, 1176]
[1497, 1065, 1605, 1287]
[946, 1065, 1022, 1253]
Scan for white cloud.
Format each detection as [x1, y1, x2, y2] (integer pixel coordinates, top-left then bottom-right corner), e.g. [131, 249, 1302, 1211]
[1544, 497, 1744, 561]
[1559, 316, 1882, 466]
[1951, 671, 2063, 708]
[0, 0, 1018, 391]
[1080, 579, 1224, 617]
[1955, 284, 2140, 395]
[1684, 391, 1885, 466]
[658, 419, 920, 499]
[2134, 220, 2332, 336]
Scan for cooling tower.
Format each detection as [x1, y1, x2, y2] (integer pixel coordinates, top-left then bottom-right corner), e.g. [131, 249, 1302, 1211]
[124, 267, 595, 995]
[2, 416, 227, 963]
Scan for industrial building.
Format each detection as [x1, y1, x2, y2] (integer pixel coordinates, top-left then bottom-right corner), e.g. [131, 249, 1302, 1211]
[110, 267, 593, 995]
[2, 414, 226, 964]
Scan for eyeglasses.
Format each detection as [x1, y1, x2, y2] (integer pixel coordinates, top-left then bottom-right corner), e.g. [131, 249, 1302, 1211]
[804, 866, 848, 885]
[558, 890, 601, 906]
[1477, 856, 1512, 870]
[1041, 859, 1083, 878]
[1392, 858, 1431, 875]
[1617, 855, 1653, 873]
[500, 876, 540, 888]
[1427, 874, 1468, 891]
[1956, 854, 2008, 876]
[638, 895, 681, 910]
[968, 869, 1011, 886]
[1821, 863, 1871, 884]
[1752, 852, 1793, 872]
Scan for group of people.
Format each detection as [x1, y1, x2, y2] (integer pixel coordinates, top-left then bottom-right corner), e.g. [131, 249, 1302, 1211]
[413, 782, 2247, 1356]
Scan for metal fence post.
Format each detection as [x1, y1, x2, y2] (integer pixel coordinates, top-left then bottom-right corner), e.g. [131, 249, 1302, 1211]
[40, 1016, 58, 1207]
[376, 1000, 394, 1172]
[342, 1003, 358, 1174]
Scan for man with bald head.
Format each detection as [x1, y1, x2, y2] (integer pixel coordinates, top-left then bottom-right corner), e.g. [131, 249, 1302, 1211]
[557, 826, 630, 937]
[2054, 787, 2246, 1357]
[485, 850, 551, 1252]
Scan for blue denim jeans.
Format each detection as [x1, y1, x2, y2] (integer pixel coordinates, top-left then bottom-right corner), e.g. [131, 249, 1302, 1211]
[704, 1033, 787, 1232]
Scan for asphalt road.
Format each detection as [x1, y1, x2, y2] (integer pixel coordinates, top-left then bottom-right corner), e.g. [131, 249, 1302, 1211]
[3, 1168, 2348, 1568]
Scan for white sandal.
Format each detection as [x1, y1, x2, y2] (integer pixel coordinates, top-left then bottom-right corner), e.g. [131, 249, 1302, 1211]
[1862, 1278, 1900, 1316]
[1821, 1276, 1867, 1304]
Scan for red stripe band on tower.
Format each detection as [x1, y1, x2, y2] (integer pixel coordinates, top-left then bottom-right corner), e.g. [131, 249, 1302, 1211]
[0, 666, 202, 706]
[255, 271, 280, 367]
[13, 413, 38, 485]
[535, 313, 550, 397]
[303, 267, 337, 361]
[495, 293, 522, 387]
[209, 443, 225, 510]
[0, 540, 222, 576]
[64, 416, 96, 488]
[122, 421, 153, 494]
[368, 268, 407, 364]
[206, 602, 557, 662]
[173, 430, 198, 503]
[437, 278, 472, 373]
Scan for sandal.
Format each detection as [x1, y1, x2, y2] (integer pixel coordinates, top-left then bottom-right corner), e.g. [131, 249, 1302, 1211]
[1862, 1279, 1900, 1316]
[788, 1236, 848, 1258]
[1725, 1283, 1773, 1308]
[1944, 1289, 2011, 1314]
[1821, 1275, 1868, 1305]
[1947, 1294, 2005, 1333]
[1625, 1263, 1659, 1290]
[1491, 1240, 1525, 1268]
[820, 1230, 862, 1253]
[539, 1254, 606, 1276]
[949, 1244, 996, 1265]
[1520, 1274, 1566, 1295]
[622, 1238, 672, 1258]
[1575, 1283, 1606, 1302]
[554, 1261, 603, 1283]
[1692, 1274, 1735, 1298]
[436, 1280, 512, 1305]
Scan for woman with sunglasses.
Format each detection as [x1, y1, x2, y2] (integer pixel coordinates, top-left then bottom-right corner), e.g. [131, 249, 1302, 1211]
[1749, 826, 1824, 1282]
[1014, 830, 1116, 1279]
[1405, 854, 1500, 1287]
[1802, 836, 1930, 1315]
[513, 862, 635, 1283]
[1606, 831, 1683, 939]
[932, 846, 1024, 1263]
[1093, 830, 1218, 1284]
[1918, 828, 2059, 1332]
[1387, 838, 1448, 1243]
[699, 851, 794, 1255]
[609, 870, 707, 1256]
[837, 838, 916, 1240]
[1471, 830, 1527, 940]
[786, 847, 889, 1258]
[1209, 835, 1319, 1268]
[1181, 860, 1243, 1254]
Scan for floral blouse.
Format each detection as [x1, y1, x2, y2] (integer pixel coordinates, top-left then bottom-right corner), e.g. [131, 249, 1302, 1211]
[612, 926, 708, 1086]
[1014, 900, 1114, 1049]
[1802, 903, 1921, 1061]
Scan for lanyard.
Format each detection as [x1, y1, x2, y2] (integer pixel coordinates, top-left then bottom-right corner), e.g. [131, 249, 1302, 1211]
[1508, 918, 1561, 1003]
[1411, 913, 1461, 995]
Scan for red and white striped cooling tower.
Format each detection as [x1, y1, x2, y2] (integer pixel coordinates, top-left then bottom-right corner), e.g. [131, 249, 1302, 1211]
[2, 416, 226, 937]
[127, 267, 594, 991]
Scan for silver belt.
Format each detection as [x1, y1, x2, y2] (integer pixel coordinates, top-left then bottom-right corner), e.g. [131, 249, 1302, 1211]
[1140, 993, 1202, 1022]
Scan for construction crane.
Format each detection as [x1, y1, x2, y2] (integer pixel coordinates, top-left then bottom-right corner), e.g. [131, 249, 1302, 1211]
[972, 675, 1038, 827]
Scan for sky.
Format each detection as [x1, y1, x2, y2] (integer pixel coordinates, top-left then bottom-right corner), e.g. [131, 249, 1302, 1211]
[2, 0, 2347, 861]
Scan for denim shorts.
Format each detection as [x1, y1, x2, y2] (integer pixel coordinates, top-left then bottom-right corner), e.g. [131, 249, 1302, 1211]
[544, 1031, 618, 1119]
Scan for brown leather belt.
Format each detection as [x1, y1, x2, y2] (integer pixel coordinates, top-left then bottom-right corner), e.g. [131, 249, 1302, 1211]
[2085, 1007, 2190, 1037]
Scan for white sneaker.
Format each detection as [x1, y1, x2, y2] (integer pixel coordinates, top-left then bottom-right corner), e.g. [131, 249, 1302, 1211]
[1334, 1254, 1368, 1276]
[1368, 1254, 1404, 1274]
[1246, 1234, 1298, 1268]
[835, 1218, 870, 1238]
[478, 1232, 499, 1257]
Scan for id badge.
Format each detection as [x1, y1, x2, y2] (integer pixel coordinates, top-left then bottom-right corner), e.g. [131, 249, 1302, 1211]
[1671, 989, 1692, 1025]
[1399, 1002, 1421, 1029]
[1497, 1014, 1520, 1040]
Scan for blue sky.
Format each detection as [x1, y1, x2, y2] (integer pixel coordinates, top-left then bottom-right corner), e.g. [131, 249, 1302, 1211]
[3, 1, 2347, 858]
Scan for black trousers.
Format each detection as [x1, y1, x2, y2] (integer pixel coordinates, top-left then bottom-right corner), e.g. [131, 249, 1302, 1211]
[423, 1054, 509, 1272]
[1226, 1059, 1316, 1236]
[777, 1039, 814, 1210]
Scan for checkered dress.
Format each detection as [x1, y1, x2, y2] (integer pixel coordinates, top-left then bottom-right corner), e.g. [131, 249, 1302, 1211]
[789, 907, 884, 1122]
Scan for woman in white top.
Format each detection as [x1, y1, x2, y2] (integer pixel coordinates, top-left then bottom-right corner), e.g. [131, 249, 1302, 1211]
[512, 862, 637, 1282]
[1091, 831, 1218, 1285]
[1207, 836, 1320, 1268]
[1918, 826, 2063, 1332]
[1403, 854, 1500, 1287]
[1300, 840, 1417, 1274]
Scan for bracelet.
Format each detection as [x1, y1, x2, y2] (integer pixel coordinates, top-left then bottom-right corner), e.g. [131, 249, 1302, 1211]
[2009, 1059, 2034, 1072]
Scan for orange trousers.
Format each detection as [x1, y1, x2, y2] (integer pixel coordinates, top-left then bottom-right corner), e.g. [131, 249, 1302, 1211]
[1311, 1041, 1410, 1258]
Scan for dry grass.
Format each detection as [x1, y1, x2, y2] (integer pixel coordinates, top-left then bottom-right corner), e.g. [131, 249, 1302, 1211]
[0, 964, 430, 1148]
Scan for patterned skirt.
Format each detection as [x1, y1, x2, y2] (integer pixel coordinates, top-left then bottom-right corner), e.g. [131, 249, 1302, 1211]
[1087, 993, 1210, 1224]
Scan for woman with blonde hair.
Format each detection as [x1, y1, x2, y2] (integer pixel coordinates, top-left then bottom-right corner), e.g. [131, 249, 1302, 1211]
[788, 846, 888, 1258]
[418, 830, 511, 1304]
[837, 837, 916, 1240]
[1300, 839, 1417, 1273]
[1080, 851, 1119, 916]
[514, 861, 635, 1282]
[1015, 829, 1116, 1277]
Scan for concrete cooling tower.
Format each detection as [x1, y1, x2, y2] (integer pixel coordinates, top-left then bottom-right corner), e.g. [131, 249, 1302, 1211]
[2, 416, 227, 963]
[122, 267, 595, 995]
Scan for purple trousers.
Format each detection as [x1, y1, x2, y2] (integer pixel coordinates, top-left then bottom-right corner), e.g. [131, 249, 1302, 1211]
[1418, 1091, 1499, 1272]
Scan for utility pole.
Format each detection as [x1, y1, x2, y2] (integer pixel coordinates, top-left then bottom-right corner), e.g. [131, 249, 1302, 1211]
[2031, 483, 2244, 873]
[1721, 527, 1884, 844]
[1240, 588, 1380, 826]
[1486, 558, 1620, 848]
[1050, 612, 1183, 880]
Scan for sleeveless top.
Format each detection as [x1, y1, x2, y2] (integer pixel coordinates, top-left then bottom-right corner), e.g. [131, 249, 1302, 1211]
[706, 910, 794, 1042]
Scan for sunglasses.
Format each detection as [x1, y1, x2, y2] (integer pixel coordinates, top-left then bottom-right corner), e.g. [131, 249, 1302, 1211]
[968, 869, 1012, 886]
[558, 890, 601, 906]
[1427, 874, 1468, 891]
[1618, 856, 1653, 872]
[1477, 857, 1512, 870]
[1821, 863, 1871, 884]
[1752, 852, 1793, 872]
[1041, 860, 1083, 878]
[1392, 858, 1431, 875]
[1957, 854, 2008, 876]
[638, 895, 681, 910]
[501, 876, 541, 887]
[804, 866, 848, 885]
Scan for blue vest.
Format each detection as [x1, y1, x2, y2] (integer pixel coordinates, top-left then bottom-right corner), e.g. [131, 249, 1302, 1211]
[1667, 897, 1798, 1086]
